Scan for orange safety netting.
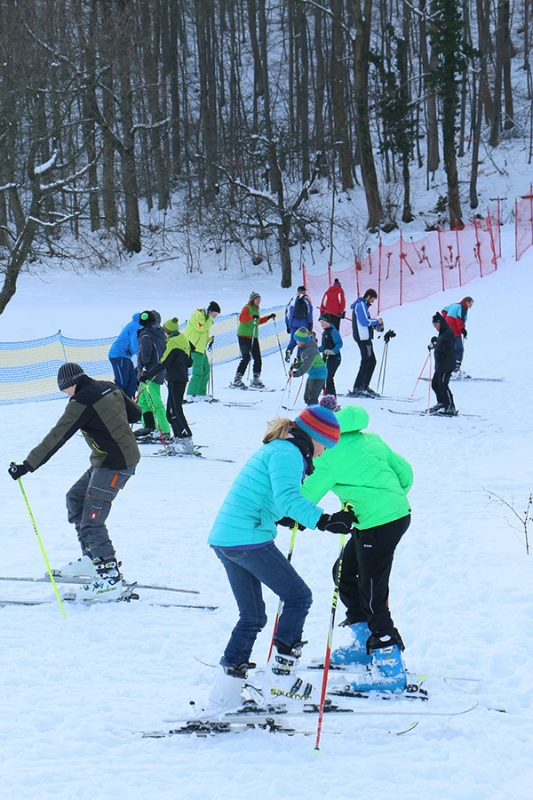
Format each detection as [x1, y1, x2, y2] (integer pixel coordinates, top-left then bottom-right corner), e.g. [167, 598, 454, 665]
[304, 207, 502, 317]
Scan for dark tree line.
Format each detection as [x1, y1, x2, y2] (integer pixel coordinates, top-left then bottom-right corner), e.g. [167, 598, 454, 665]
[0, 0, 530, 306]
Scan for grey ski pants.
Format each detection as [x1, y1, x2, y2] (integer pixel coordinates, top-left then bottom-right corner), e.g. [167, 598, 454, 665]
[66, 466, 135, 561]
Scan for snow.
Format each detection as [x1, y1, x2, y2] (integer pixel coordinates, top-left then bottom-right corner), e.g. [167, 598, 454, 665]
[1, 229, 533, 799]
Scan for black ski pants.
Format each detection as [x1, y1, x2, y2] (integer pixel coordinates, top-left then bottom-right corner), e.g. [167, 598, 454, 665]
[236, 336, 262, 377]
[167, 380, 192, 438]
[431, 371, 455, 408]
[353, 340, 376, 391]
[333, 514, 411, 637]
[325, 354, 341, 396]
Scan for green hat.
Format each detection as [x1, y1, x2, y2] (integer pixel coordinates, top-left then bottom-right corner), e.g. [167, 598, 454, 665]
[163, 317, 179, 333]
[294, 327, 310, 343]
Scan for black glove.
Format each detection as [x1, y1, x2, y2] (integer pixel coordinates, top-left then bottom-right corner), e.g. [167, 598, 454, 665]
[269, 313, 276, 320]
[8, 462, 29, 481]
[316, 509, 356, 533]
[207, 339, 214, 352]
[139, 374, 150, 383]
[276, 517, 306, 531]
[462, 328, 467, 339]
[341, 311, 346, 319]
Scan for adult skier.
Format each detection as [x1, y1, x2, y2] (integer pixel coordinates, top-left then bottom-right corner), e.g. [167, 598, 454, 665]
[231, 292, 275, 389]
[284, 286, 313, 361]
[205, 405, 355, 715]
[319, 278, 346, 329]
[140, 317, 195, 454]
[348, 288, 384, 398]
[442, 296, 474, 374]
[427, 312, 457, 415]
[301, 404, 413, 693]
[184, 301, 221, 400]
[108, 312, 142, 398]
[8, 363, 141, 601]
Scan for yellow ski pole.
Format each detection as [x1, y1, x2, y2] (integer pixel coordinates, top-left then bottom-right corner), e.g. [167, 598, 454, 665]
[15, 474, 67, 619]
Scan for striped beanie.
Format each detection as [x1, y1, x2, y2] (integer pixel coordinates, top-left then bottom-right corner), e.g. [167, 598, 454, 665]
[295, 404, 340, 449]
[249, 291, 261, 303]
[294, 327, 310, 343]
[57, 362, 85, 391]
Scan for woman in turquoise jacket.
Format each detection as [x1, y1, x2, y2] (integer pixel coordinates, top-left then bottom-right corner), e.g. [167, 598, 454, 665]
[301, 404, 413, 693]
[206, 405, 355, 715]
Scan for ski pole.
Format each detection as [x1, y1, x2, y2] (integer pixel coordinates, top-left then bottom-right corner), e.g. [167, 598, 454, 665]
[376, 340, 388, 396]
[277, 374, 292, 415]
[14, 474, 67, 619]
[273, 318, 288, 376]
[315, 505, 353, 751]
[266, 522, 299, 663]
[410, 352, 431, 399]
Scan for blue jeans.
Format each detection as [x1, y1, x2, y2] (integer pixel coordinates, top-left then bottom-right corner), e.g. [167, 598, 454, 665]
[212, 542, 313, 669]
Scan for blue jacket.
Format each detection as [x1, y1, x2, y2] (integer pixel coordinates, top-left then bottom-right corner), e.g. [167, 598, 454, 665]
[208, 439, 324, 548]
[285, 294, 313, 331]
[351, 298, 379, 342]
[108, 313, 141, 359]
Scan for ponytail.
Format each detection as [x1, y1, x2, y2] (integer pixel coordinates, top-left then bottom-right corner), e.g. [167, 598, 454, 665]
[263, 417, 292, 444]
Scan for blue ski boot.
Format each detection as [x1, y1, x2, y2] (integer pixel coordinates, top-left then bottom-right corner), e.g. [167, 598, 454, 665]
[345, 629, 407, 694]
[330, 622, 372, 667]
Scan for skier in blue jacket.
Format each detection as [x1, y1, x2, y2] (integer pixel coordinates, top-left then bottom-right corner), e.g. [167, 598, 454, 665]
[108, 313, 142, 398]
[348, 289, 383, 398]
[206, 405, 355, 716]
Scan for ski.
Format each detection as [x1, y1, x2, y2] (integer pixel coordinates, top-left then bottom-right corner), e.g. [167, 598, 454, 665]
[222, 400, 263, 407]
[246, 387, 276, 392]
[0, 596, 217, 610]
[161, 698, 478, 730]
[421, 375, 503, 383]
[0, 575, 200, 594]
[139, 716, 420, 738]
[145, 449, 235, 462]
[387, 409, 480, 418]
[340, 394, 421, 403]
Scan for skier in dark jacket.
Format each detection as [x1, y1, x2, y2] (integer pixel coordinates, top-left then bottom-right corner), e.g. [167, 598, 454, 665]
[8, 363, 141, 600]
[427, 312, 457, 415]
[140, 317, 194, 455]
[348, 289, 384, 398]
[135, 310, 170, 440]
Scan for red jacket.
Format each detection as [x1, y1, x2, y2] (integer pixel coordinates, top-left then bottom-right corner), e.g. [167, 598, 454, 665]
[320, 284, 346, 317]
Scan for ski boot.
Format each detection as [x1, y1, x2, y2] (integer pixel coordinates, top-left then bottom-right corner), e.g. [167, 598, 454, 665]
[78, 557, 123, 602]
[205, 662, 255, 717]
[426, 403, 444, 414]
[344, 629, 407, 693]
[230, 372, 248, 390]
[53, 554, 97, 579]
[262, 641, 314, 703]
[250, 374, 266, 389]
[169, 436, 195, 455]
[330, 622, 372, 667]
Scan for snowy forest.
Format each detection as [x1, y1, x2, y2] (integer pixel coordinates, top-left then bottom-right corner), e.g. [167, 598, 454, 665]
[0, 0, 531, 303]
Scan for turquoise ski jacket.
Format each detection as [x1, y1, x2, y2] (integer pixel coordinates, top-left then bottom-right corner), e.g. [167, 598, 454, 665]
[208, 439, 324, 547]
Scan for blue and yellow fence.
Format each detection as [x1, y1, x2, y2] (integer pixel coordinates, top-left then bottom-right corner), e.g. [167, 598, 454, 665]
[0, 307, 289, 405]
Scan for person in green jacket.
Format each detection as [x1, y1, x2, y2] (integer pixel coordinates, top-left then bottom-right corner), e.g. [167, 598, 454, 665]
[140, 318, 195, 455]
[184, 301, 221, 400]
[231, 291, 276, 389]
[301, 404, 413, 693]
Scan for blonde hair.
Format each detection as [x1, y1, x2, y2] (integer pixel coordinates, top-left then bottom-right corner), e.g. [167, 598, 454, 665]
[263, 417, 292, 444]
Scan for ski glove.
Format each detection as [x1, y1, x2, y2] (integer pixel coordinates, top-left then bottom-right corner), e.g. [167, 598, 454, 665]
[323, 349, 334, 356]
[8, 462, 29, 481]
[462, 328, 467, 338]
[276, 517, 306, 531]
[269, 313, 276, 320]
[316, 509, 356, 534]
[207, 337, 214, 351]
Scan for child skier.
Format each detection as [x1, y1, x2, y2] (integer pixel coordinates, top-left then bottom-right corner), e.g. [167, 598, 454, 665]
[289, 327, 327, 405]
[231, 292, 275, 389]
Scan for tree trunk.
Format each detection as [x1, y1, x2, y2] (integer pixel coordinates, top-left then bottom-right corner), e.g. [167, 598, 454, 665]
[348, 0, 383, 229]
